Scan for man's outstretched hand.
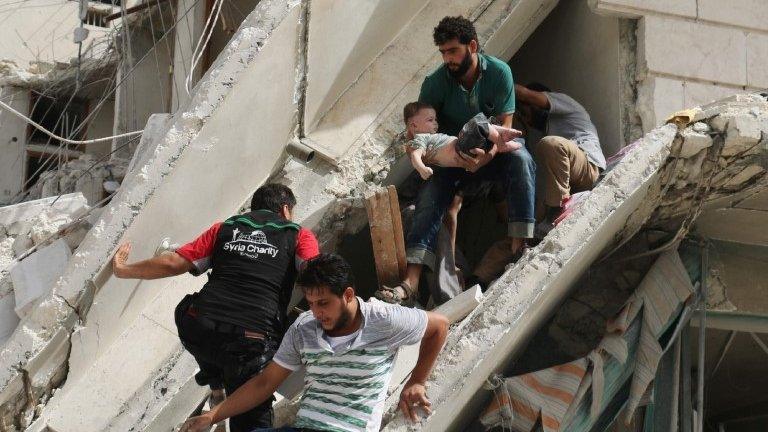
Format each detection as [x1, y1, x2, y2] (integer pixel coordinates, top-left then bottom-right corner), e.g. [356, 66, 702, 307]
[398, 380, 432, 422]
[178, 413, 214, 432]
[112, 243, 132, 278]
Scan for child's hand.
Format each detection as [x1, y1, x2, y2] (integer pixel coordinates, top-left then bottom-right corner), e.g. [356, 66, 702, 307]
[417, 166, 434, 180]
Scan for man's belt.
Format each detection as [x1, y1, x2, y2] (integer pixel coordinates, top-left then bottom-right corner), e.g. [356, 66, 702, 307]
[187, 306, 270, 340]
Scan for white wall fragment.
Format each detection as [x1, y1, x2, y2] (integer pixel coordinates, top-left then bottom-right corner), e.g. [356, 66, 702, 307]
[10, 239, 71, 319]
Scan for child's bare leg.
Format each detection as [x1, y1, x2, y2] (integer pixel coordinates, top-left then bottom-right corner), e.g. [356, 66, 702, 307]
[409, 148, 434, 179]
[443, 194, 463, 272]
[489, 125, 523, 153]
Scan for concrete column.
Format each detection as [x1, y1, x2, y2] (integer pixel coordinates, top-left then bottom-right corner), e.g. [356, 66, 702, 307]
[0, 86, 29, 204]
[170, 0, 206, 112]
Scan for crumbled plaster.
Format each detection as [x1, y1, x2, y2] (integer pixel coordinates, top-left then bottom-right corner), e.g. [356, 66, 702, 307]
[0, 0, 299, 427]
[24, 155, 128, 206]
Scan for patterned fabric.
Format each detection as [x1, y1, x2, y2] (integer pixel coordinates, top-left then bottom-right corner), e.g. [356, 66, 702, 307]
[480, 250, 694, 431]
[481, 359, 588, 432]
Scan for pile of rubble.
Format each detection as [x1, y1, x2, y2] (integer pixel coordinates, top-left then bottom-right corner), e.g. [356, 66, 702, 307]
[0, 193, 97, 346]
[22, 154, 128, 205]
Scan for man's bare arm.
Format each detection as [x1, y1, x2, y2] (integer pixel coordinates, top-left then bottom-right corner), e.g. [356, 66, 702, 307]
[514, 84, 549, 110]
[180, 362, 293, 432]
[496, 112, 514, 128]
[399, 311, 449, 422]
[112, 243, 193, 279]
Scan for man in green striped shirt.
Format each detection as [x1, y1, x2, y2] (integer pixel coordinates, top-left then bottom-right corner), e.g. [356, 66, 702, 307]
[181, 254, 449, 432]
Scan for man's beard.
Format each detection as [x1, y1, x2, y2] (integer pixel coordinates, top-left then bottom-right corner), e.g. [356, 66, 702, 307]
[447, 50, 473, 79]
[329, 306, 353, 332]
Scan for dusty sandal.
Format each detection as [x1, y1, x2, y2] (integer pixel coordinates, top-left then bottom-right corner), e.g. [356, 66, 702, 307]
[374, 282, 416, 307]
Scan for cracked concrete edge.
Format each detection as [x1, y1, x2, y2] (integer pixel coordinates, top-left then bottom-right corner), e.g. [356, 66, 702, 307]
[0, 0, 297, 428]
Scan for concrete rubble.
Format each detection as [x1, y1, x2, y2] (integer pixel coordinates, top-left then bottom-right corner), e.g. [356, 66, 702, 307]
[0, 193, 91, 347]
[22, 155, 128, 206]
[0, 0, 766, 430]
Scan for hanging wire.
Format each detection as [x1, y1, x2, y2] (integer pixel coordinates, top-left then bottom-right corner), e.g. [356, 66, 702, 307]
[184, 0, 223, 94]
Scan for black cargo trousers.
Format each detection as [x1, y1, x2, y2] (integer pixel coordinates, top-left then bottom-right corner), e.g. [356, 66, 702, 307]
[174, 294, 280, 432]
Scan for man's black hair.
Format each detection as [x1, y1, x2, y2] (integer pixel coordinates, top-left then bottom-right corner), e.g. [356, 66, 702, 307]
[297, 253, 355, 296]
[433, 16, 477, 46]
[526, 82, 551, 92]
[250, 183, 297, 213]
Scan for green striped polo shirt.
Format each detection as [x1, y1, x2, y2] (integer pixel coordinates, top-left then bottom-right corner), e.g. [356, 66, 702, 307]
[273, 298, 428, 432]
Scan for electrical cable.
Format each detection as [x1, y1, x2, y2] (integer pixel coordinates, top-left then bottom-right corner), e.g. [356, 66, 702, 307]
[184, 0, 223, 94]
[0, 98, 143, 145]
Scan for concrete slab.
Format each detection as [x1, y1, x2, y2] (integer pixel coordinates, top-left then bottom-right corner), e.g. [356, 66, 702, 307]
[99, 350, 207, 432]
[304, 0, 429, 132]
[38, 317, 180, 431]
[0, 193, 88, 226]
[10, 239, 71, 318]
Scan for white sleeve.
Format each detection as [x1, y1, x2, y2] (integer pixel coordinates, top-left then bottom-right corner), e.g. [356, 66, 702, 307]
[384, 306, 428, 352]
[272, 324, 303, 371]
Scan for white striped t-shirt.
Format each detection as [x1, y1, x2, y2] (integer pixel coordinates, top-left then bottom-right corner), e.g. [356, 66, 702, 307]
[273, 298, 428, 432]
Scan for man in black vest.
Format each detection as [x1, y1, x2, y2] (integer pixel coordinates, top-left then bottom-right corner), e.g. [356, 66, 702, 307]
[112, 184, 319, 431]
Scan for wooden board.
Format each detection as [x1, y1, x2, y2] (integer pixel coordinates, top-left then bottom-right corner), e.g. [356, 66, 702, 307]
[365, 186, 406, 287]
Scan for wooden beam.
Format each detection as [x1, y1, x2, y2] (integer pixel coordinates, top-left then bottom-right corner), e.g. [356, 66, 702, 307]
[365, 186, 406, 287]
[387, 186, 407, 278]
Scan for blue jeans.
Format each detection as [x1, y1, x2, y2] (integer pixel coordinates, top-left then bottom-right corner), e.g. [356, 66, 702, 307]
[405, 148, 536, 269]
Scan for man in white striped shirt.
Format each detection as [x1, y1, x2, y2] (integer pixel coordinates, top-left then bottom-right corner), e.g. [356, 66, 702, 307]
[181, 253, 449, 432]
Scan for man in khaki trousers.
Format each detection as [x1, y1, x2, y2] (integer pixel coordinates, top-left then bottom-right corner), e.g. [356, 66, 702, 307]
[514, 83, 607, 231]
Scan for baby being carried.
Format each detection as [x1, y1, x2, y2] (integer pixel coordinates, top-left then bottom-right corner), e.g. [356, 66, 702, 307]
[403, 102, 523, 179]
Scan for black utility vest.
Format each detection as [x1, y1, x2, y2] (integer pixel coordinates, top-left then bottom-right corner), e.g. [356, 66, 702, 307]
[194, 210, 299, 335]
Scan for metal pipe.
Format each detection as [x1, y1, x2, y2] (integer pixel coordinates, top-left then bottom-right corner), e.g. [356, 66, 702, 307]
[286, 137, 315, 163]
[697, 242, 708, 432]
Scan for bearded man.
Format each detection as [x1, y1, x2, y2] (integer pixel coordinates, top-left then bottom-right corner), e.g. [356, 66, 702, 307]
[377, 16, 536, 304]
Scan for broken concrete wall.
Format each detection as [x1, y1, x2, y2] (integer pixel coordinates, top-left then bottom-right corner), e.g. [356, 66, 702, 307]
[0, 0, 303, 429]
[591, 0, 768, 131]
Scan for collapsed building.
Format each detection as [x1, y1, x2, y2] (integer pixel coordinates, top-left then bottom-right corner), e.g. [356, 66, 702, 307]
[0, 0, 767, 431]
